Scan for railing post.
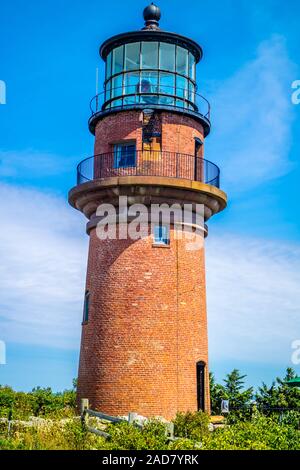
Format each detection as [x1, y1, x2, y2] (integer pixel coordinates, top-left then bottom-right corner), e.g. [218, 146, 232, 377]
[128, 412, 139, 426]
[136, 150, 139, 176]
[166, 422, 175, 440]
[7, 409, 13, 438]
[81, 398, 89, 429]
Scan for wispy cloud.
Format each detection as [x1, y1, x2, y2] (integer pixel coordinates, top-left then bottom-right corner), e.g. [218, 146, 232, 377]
[0, 183, 299, 369]
[0, 149, 80, 193]
[206, 232, 300, 365]
[0, 183, 88, 349]
[0, 35, 299, 362]
[208, 35, 297, 192]
[0, 149, 69, 179]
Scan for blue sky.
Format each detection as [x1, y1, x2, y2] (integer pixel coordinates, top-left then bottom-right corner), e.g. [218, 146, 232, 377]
[0, 0, 300, 392]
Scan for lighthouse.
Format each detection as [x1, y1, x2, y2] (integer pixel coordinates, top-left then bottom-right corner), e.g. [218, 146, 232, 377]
[69, 4, 227, 420]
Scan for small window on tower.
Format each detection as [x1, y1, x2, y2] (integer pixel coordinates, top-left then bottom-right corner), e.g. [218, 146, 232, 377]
[83, 290, 90, 324]
[153, 224, 170, 246]
[114, 143, 136, 168]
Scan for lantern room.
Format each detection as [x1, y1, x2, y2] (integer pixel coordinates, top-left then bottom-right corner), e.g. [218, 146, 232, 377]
[103, 40, 197, 110]
[89, 4, 210, 137]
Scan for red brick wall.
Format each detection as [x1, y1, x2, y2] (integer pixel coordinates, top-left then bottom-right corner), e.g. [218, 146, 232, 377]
[78, 109, 211, 419]
[94, 111, 143, 155]
[161, 113, 204, 156]
[77, 225, 210, 420]
[94, 111, 204, 156]
[93, 111, 205, 181]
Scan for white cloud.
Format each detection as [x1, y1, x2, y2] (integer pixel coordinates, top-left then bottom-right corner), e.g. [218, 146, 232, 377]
[0, 183, 88, 349]
[0, 183, 299, 369]
[206, 232, 300, 365]
[0, 149, 71, 179]
[208, 35, 297, 192]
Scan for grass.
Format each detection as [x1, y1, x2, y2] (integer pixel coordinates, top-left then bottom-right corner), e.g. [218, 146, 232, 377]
[0, 411, 299, 450]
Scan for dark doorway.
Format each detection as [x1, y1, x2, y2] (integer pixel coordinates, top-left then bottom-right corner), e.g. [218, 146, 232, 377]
[194, 138, 203, 181]
[197, 361, 205, 412]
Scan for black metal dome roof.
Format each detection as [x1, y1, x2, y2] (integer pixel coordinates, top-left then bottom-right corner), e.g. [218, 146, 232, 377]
[99, 4, 203, 63]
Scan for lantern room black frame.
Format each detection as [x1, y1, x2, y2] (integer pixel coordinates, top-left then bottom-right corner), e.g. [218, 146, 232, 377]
[103, 41, 197, 112]
[88, 14, 211, 136]
[100, 30, 203, 63]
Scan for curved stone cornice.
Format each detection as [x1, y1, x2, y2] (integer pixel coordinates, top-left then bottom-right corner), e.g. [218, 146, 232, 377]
[68, 176, 227, 221]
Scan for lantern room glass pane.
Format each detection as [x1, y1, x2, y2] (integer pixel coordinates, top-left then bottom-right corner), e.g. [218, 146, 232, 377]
[175, 98, 184, 108]
[140, 71, 159, 105]
[124, 72, 140, 105]
[125, 43, 140, 71]
[112, 46, 124, 75]
[111, 98, 123, 108]
[105, 79, 112, 104]
[189, 52, 196, 81]
[103, 42, 198, 112]
[140, 71, 158, 90]
[159, 43, 175, 72]
[160, 72, 175, 93]
[189, 82, 196, 106]
[141, 42, 158, 69]
[106, 52, 112, 80]
[176, 76, 188, 108]
[159, 72, 175, 105]
[176, 46, 188, 76]
[111, 75, 123, 99]
[176, 76, 188, 98]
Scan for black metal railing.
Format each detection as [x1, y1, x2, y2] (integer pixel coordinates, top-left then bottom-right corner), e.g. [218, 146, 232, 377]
[89, 85, 211, 121]
[76, 151, 220, 188]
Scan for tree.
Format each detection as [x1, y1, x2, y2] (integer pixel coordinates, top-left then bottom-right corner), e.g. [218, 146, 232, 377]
[256, 368, 300, 411]
[72, 378, 78, 391]
[255, 382, 278, 410]
[210, 373, 225, 415]
[210, 370, 253, 420]
[0, 386, 15, 418]
[223, 369, 253, 411]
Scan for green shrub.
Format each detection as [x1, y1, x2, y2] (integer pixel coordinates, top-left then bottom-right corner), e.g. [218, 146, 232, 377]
[202, 415, 300, 450]
[173, 411, 210, 441]
[63, 419, 89, 450]
[103, 420, 168, 450]
[256, 368, 300, 412]
[1, 414, 300, 450]
[0, 438, 27, 450]
[0, 384, 76, 420]
[279, 410, 300, 430]
[168, 438, 202, 450]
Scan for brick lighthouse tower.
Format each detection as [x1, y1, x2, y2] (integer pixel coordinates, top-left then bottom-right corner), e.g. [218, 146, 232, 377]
[69, 4, 227, 420]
